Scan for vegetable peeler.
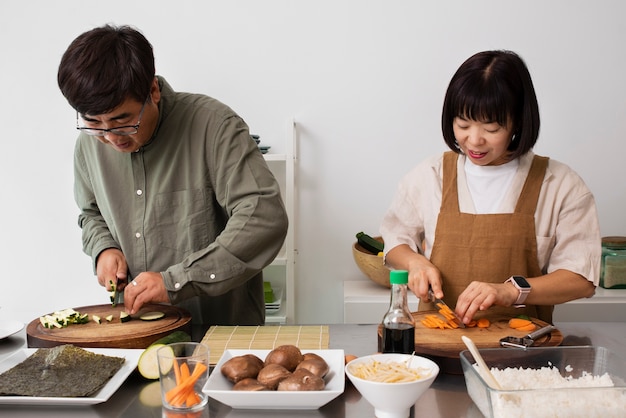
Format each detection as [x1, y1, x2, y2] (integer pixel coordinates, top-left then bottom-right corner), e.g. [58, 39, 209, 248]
[499, 325, 556, 349]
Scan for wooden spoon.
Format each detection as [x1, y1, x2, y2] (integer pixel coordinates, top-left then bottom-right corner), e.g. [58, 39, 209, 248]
[461, 335, 502, 390]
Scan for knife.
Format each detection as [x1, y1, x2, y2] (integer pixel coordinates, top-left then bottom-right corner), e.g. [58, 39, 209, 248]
[428, 288, 466, 328]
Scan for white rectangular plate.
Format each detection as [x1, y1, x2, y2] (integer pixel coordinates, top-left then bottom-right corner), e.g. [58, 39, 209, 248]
[203, 349, 345, 409]
[0, 347, 143, 405]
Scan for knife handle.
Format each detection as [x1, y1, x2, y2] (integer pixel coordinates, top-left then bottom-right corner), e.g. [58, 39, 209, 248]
[526, 325, 555, 340]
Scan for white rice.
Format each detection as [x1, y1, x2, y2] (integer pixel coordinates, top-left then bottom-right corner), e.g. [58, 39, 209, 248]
[468, 364, 626, 418]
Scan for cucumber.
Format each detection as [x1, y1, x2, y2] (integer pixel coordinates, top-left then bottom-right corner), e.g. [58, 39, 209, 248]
[356, 232, 384, 254]
[137, 331, 192, 379]
[92, 315, 102, 324]
[109, 280, 117, 307]
[39, 308, 90, 328]
[139, 311, 166, 321]
[120, 311, 131, 323]
[105, 315, 113, 322]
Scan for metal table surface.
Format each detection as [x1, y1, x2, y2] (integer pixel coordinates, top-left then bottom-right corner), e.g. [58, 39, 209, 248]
[1, 321, 625, 417]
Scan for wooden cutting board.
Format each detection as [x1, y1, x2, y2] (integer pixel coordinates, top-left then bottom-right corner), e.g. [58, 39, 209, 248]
[377, 311, 563, 373]
[26, 304, 192, 349]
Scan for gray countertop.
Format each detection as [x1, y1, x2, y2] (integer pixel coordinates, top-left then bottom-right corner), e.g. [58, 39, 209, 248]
[1, 321, 625, 417]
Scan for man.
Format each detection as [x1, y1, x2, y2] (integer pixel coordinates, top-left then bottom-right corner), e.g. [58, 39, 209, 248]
[57, 24, 288, 325]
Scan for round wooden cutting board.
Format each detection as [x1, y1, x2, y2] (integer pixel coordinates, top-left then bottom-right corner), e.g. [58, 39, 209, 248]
[377, 311, 563, 374]
[26, 304, 192, 349]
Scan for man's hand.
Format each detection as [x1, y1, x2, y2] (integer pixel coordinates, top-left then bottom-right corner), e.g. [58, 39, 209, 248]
[96, 248, 128, 292]
[123, 271, 170, 314]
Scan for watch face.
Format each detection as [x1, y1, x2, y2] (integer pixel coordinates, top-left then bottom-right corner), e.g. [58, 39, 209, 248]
[513, 275, 531, 289]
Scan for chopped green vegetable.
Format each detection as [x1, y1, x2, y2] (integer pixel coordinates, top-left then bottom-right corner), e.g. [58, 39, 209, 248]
[139, 311, 165, 321]
[109, 280, 117, 307]
[120, 311, 131, 323]
[137, 331, 191, 379]
[38, 308, 90, 329]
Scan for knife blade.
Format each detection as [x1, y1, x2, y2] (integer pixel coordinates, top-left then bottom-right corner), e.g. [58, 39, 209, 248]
[428, 288, 466, 328]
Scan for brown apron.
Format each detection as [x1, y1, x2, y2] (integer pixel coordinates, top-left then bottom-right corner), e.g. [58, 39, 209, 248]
[421, 151, 554, 323]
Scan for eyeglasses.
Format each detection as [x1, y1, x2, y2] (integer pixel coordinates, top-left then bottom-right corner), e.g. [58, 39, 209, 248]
[76, 96, 149, 137]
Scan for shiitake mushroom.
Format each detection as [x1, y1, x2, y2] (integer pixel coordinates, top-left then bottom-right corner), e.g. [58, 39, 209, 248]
[220, 354, 265, 383]
[295, 357, 329, 378]
[256, 363, 292, 390]
[223, 346, 329, 391]
[277, 368, 325, 391]
[232, 377, 269, 391]
[264, 345, 304, 372]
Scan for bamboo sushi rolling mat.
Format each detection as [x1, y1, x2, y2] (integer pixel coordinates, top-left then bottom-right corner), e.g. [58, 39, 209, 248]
[201, 325, 330, 364]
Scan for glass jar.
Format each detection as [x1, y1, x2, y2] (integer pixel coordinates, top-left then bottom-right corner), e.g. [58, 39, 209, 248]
[600, 236, 626, 289]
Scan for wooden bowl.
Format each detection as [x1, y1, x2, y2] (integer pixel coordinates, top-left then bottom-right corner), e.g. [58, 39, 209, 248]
[352, 237, 390, 288]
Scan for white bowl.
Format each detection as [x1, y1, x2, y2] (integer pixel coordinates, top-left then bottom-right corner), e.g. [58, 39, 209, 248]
[203, 349, 345, 410]
[345, 353, 439, 418]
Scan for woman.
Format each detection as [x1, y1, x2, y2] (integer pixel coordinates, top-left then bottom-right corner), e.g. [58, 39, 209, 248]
[380, 50, 600, 325]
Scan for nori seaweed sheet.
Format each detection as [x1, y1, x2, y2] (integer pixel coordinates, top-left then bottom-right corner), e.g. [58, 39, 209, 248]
[0, 345, 125, 397]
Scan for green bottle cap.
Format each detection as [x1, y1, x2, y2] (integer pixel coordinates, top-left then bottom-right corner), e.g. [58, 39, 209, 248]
[389, 270, 408, 285]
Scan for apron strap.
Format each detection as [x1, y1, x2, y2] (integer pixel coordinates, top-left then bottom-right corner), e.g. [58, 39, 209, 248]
[441, 151, 460, 212]
[515, 155, 549, 215]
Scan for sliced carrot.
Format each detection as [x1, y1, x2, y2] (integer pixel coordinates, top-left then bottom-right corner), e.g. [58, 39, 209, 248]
[466, 320, 477, 328]
[515, 323, 537, 332]
[508, 318, 533, 329]
[180, 362, 190, 381]
[165, 361, 208, 408]
[172, 358, 182, 385]
[476, 318, 490, 328]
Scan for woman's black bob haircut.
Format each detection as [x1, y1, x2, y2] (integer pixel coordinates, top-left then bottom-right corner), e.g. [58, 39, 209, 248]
[441, 50, 540, 159]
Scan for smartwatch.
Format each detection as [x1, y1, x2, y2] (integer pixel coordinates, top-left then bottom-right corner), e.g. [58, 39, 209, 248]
[505, 275, 531, 307]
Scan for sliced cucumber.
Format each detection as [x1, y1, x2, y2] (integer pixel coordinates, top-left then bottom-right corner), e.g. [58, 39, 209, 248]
[138, 344, 172, 380]
[105, 314, 113, 322]
[39, 308, 90, 328]
[92, 315, 102, 324]
[109, 280, 117, 307]
[137, 331, 191, 380]
[120, 311, 131, 323]
[139, 311, 165, 321]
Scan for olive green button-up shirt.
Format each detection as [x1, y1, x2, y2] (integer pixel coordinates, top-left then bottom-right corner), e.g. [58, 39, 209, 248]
[73, 77, 288, 325]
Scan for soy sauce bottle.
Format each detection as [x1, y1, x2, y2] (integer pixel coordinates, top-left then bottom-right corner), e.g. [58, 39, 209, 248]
[381, 270, 415, 354]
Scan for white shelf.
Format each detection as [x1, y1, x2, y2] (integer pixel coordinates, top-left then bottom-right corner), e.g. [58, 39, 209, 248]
[263, 153, 288, 161]
[262, 119, 297, 325]
[343, 279, 626, 324]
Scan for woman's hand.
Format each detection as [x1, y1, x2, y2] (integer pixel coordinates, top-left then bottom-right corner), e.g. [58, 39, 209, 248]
[385, 244, 443, 303]
[454, 281, 517, 324]
[123, 272, 170, 314]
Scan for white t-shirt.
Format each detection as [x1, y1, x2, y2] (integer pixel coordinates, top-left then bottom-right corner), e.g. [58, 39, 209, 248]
[464, 157, 519, 214]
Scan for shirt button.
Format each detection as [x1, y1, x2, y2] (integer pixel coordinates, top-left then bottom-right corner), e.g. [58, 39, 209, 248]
[136, 189, 143, 196]
[174, 282, 181, 289]
[135, 232, 141, 238]
[210, 274, 216, 280]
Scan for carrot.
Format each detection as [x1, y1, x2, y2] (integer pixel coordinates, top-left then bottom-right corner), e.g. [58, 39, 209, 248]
[476, 318, 490, 328]
[508, 318, 533, 329]
[165, 361, 208, 408]
[180, 362, 190, 381]
[466, 320, 477, 328]
[515, 323, 537, 332]
[173, 358, 182, 385]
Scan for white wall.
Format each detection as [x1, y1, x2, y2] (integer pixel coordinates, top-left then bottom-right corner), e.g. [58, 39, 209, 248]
[1, 1, 624, 325]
